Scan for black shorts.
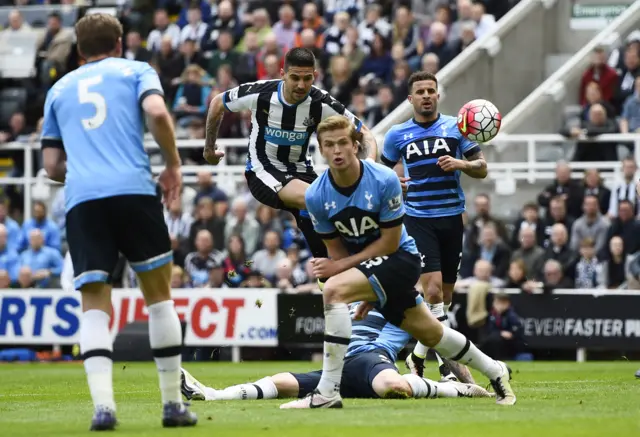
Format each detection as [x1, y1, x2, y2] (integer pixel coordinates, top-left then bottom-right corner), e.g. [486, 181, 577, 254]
[66, 190, 172, 290]
[354, 249, 422, 326]
[291, 349, 397, 399]
[404, 214, 463, 284]
[245, 167, 317, 213]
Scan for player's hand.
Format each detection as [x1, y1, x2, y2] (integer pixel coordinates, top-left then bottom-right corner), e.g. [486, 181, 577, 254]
[399, 177, 411, 194]
[158, 165, 182, 205]
[353, 301, 375, 320]
[437, 156, 466, 172]
[203, 147, 225, 165]
[310, 258, 343, 278]
[500, 331, 513, 340]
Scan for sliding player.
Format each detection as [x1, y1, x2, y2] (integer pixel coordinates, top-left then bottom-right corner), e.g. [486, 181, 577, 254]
[279, 115, 515, 409]
[181, 303, 492, 401]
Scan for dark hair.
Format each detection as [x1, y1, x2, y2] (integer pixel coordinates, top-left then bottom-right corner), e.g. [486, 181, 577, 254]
[408, 71, 438, 91]
[48, 11, 62, 21]
[75, 13, 123, 58]
[284, 48, 316, 70]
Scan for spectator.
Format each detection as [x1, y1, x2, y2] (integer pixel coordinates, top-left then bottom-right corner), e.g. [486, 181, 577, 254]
[36, 12, 73, 84]
[504, 259, 527, 288]
[180, 6, 208, 46]
[348, 88, 373, 127]
[357, 3, 391, 55]
[608, 31, 640, 71]
[206, 263, 227, 288]
[544, 223, 578, 280]
[323, 11, 350, 56]
[0, 224, 19, 283]
[581, 169, 611, 216]
[600, 236, 628, 289]
[360, 32, 394, 84]
[563, 103, 618, 162]
[178, 38, 207, 70]
[237, 8, 272, 52]
[370, 85, 395, 125]
[542, 259, 574, 290]
[177, 0, 212, 29]
[0, 200, 21, 252]
[154, 36, 184, 100]
[579, 46, 619, 105]
[390, 60, 411, 108]
[421, 52, 440, 75]
[15, 266, 34, 289]
[165, 197, 193, 242]
[613, 41, 640, 112]
[469, 222, 511, 279]
[2, 9, 31, 34]
[449, 0, 473, 41]
[510, 202, 546, 249]
[259, 53, 281, 81]
[608, 157, 639, 217]
[537, 161, 583, 220]
[295, 2, 326, 49]
[471, 2, 496, 39]
[19, 229, 63, 288]
[124, 31, 152, 63]
[541, 196, 576, 248]
[391, 5, 421, 62]
[207, 30, 239, 77]
[511, 227, 545, 281]
[171, 266, 188, 288]
[425, 21, 455, 68]
[273, 4, 300, 50]
[222, 234, 251, 287]
[451, 21, 476, 57]
[341, 26, 366, 73]
[255, 205, 283, 246]
[570, 195, 610, 254]
[286, 243, 308, 285]
[299, 28, 327, 70]
[465, 193, 509, 251]
[188, 197, 226, 252]
[241, 270, 272, 288]
[233, 30, 260, 84]
[324, 55, 358, 106]
[606, 200, 640, 255]
[252, 230, 286, 284]
[574, 237, 603, 289]
[147, 9, 181, 52]
[224, 197, 260, 255]
[620, 76, 640, 134]
[581, 81, 616, 120]
[20, 201, 61, 252]
[281, 218, 310, 260]
[480, 293, 525, 360]
[275, 258, 299, 291]
[173, 64, 211, 128]
[184, 229, 224, 287]
[194, 170, 229, 211]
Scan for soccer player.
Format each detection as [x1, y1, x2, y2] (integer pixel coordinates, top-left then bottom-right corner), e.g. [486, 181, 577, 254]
[279, 115, 515, 409]
[381, 71, 487, 381]
[41, 14, 196, 431]
[180, 303, 492, 401]
[203, 48, 377, 277]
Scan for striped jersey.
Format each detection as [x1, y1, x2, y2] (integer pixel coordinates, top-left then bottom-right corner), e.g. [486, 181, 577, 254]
[381, 114, 481, 218]
[345, 302, 416, 362]
[222, 80, 363, 174]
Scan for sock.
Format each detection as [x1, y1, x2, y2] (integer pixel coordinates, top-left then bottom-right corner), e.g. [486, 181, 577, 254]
[80, 309, 116, 412]
[148, 300, 183, 405]
[317, 303, 351, 396]
[434, 352, 455, 379]
[412, 342, 429, 359]
[433, 326, 502, 380]
[402, 374, 438, 399]
[443, 303, 451, 328]
[212, 377, 279, 400]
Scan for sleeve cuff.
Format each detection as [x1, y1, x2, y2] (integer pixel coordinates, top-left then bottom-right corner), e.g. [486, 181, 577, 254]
[355, 119, 363, 132]
[380, 154, 397, 168]
[222, 91, 232, 112]
[138, 89, 164, 105]
[463, 145, 481, 159]
[41, 138, 64, 149]
[379, 215, 404, 228]
[320, 230, 340, 240]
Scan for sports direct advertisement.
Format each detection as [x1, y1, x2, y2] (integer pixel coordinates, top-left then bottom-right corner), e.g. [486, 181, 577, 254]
[0, 289, 278, 346]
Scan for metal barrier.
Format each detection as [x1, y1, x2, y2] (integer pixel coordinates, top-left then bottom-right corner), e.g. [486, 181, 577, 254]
[5, 133, 639, 220]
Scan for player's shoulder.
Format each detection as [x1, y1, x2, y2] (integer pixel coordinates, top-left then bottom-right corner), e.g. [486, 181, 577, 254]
[439, 113, 463, 136]
[305, 172, 328, 203]
[386, 118, 419, 137]
[241, 79, 280, 94]
[363, 159, 397, 182]
[309, 86, 340, 105]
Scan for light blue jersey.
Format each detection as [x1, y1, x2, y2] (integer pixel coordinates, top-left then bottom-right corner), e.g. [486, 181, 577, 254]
[305, 160, 418, 255]
[41, 58, 163, 212]
[346, 303, 411, 361]
[381, 114, 481, 218]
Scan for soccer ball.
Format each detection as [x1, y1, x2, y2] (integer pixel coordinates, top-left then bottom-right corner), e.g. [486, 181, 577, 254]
[457, 99, 502, 143]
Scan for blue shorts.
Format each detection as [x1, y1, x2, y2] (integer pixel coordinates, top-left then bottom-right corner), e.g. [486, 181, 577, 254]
[290, 349, 397, 399]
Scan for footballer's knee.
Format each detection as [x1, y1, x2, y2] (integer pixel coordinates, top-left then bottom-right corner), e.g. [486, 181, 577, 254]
[270, 373, 299, 398]
[80, 282, 112, 314]
[373, 370, 411, 399]
[322, 277, 350, 304]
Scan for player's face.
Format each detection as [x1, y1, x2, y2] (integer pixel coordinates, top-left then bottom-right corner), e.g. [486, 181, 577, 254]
[282, 66, 316, 103]
[320, 128, 358, 170]
[408, 80, 439, 117]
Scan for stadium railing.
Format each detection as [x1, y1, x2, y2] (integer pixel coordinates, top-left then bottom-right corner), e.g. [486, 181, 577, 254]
[501, 0, 640, 134]
[372, 0, 562, 139]
[5, 133, 640, 220]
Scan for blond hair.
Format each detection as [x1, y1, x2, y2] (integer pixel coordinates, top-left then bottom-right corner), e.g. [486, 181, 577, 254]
[316, 115, 362, 146]
[75, 13, 123, 58]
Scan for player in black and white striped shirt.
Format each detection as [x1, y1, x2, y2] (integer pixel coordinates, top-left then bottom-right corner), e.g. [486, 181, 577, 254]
[203, 48, 377, 263]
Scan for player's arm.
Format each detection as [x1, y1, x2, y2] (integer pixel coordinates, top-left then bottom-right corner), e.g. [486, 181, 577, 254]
[204, 84, 257, 164]
[380, 127, 410, 193]
[41, 91, 66, 183]
[437, 140, 488, 179]
[460, 149, 488, 179]
[323, 236, 350, 261]
[142, 94, 180, 168]
[305, 189, 350, 261]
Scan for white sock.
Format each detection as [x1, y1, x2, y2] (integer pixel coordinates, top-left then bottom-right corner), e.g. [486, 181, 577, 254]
[80, 309, 116, 412]
[433, 326, 502, 380]
[317, 303, 351, 397]
[402, 374, 438, 398]
[443, 303, 451, 328]
[213, 377, 279, 400]
[434, 381, 460, 398]
[413, 342, 429, 359]
[148, 300, 183, 405]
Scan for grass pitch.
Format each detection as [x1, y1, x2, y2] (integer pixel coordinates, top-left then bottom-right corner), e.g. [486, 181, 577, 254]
[0, 361, 639, 436]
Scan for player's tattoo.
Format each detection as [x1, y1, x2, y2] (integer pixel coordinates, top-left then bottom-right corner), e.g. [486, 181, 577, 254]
[204, 105, 223, 152]
[462, 151, 487, 179]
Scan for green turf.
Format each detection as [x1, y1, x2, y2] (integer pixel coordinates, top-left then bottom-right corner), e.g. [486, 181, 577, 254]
[0, 361, 639, 436]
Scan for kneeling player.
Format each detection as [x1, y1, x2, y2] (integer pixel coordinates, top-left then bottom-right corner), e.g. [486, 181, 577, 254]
[279, 116, 515, 409]
[181, 304, 492, 401]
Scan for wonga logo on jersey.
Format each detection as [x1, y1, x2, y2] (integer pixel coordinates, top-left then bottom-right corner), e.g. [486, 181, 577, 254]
[264, 127, 309, 146]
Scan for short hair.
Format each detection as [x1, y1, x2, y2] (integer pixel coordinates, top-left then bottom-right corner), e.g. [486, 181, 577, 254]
[284, 48, 316, 70]
[580, 237, 595, 248]
[317, 115, 362, 146]
[523, 202, 538, 211]
[75, 13, 123, 58]
[408, 71, 438, 91]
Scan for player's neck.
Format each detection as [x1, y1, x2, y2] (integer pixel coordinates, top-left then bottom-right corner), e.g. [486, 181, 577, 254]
[330, 160, 362, 188]
[414, 112, 439, 124]
[85, 55, 111, 63]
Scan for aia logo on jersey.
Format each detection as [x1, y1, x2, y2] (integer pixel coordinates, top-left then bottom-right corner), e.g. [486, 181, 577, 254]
[331, 207, 380, 239]
[405, 138, 453, 160]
